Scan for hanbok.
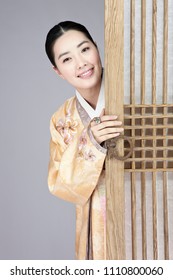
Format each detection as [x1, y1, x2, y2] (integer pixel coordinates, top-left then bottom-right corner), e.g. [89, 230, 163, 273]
[48, 81, 106, 259]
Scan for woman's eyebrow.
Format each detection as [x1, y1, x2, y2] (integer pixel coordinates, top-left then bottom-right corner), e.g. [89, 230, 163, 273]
[77, 40, 89, 48]
[58, 41, 89, 60]
[58, 51, 70, 60]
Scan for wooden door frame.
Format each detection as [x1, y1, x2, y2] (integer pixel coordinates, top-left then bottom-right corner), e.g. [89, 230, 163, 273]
[105, 0, 125, 260]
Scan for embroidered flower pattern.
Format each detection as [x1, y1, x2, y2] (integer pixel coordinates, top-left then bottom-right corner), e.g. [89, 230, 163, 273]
[78, 130, 87, 151]
[56, 107, 78, 145]
[84, 149, 96, 161]
[78, 129, 96, 161]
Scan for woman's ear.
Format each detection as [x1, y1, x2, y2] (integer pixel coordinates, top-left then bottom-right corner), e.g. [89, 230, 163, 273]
[53, 66, 64, 79]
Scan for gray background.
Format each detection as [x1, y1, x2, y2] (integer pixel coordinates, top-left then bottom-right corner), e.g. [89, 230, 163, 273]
[0, 0, 104, 259]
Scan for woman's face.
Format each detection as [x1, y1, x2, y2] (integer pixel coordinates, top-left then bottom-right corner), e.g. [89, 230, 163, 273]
[53, 30, 102, 94]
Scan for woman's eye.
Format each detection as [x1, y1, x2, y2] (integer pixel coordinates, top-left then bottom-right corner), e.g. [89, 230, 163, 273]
[82, 47, 90, 53]
[63, 57, 71, 63]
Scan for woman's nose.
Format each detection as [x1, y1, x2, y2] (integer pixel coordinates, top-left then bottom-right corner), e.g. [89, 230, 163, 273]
[76, 56, 87, 69]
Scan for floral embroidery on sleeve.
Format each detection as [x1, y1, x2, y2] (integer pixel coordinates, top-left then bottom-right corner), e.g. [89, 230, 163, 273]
[78, 129, 96, 161]
[56, 107, 78, 145]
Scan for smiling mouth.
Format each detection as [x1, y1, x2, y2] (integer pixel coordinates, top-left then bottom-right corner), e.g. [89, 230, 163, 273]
[78, 68, 94, 78]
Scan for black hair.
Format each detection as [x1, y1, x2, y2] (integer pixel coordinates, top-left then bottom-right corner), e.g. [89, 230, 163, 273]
[45, 21, 97, 67]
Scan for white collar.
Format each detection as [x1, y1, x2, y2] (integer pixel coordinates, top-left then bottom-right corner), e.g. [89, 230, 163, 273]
[75, 77, 105, 119]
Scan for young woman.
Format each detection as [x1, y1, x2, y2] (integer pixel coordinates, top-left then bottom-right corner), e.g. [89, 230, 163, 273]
[45, 21, 123, 260]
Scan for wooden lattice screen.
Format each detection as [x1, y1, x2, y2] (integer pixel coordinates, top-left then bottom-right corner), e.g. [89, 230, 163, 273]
[105, 0, 173, 260]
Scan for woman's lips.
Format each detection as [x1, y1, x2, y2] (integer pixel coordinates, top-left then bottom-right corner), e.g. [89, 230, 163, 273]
[78, 68, 94, 78]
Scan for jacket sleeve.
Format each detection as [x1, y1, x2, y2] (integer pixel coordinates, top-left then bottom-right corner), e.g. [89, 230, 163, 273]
[48, 114, 107, 206]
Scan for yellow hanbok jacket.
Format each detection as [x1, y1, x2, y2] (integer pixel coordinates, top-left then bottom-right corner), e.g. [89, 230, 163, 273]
[48, 96, 107, 260]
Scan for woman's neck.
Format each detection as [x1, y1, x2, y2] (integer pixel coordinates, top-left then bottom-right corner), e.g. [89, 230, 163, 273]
[77, 82, 101, 110]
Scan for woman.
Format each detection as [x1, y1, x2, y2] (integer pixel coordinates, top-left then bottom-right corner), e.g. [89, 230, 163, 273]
[45, 21, 123, 260]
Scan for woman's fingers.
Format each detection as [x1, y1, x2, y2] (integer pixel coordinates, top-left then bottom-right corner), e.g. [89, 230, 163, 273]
[98, 132, 121, 143]
[92, 125, 123, 135]
[90, 115, 119, 127]
[101, 114, 118, 122]
[90, 113, 124, 144]
[97, 120, 123, 130]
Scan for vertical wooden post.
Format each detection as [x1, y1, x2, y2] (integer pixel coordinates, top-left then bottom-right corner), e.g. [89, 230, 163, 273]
[162, 0, 169, 260]
[105, 0, 125, 259]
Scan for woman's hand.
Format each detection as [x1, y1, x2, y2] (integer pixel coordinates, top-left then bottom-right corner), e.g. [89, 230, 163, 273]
[90, 109, 124, 145]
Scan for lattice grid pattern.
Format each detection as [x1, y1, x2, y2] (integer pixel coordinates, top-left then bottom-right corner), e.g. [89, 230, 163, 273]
[124, 104, 173, 172]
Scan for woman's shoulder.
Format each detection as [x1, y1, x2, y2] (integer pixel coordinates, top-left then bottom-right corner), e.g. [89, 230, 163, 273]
[51, 96, 77, 121]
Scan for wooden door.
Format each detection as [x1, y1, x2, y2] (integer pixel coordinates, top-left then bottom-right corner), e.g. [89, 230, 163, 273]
[105, 0, 173, 260]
